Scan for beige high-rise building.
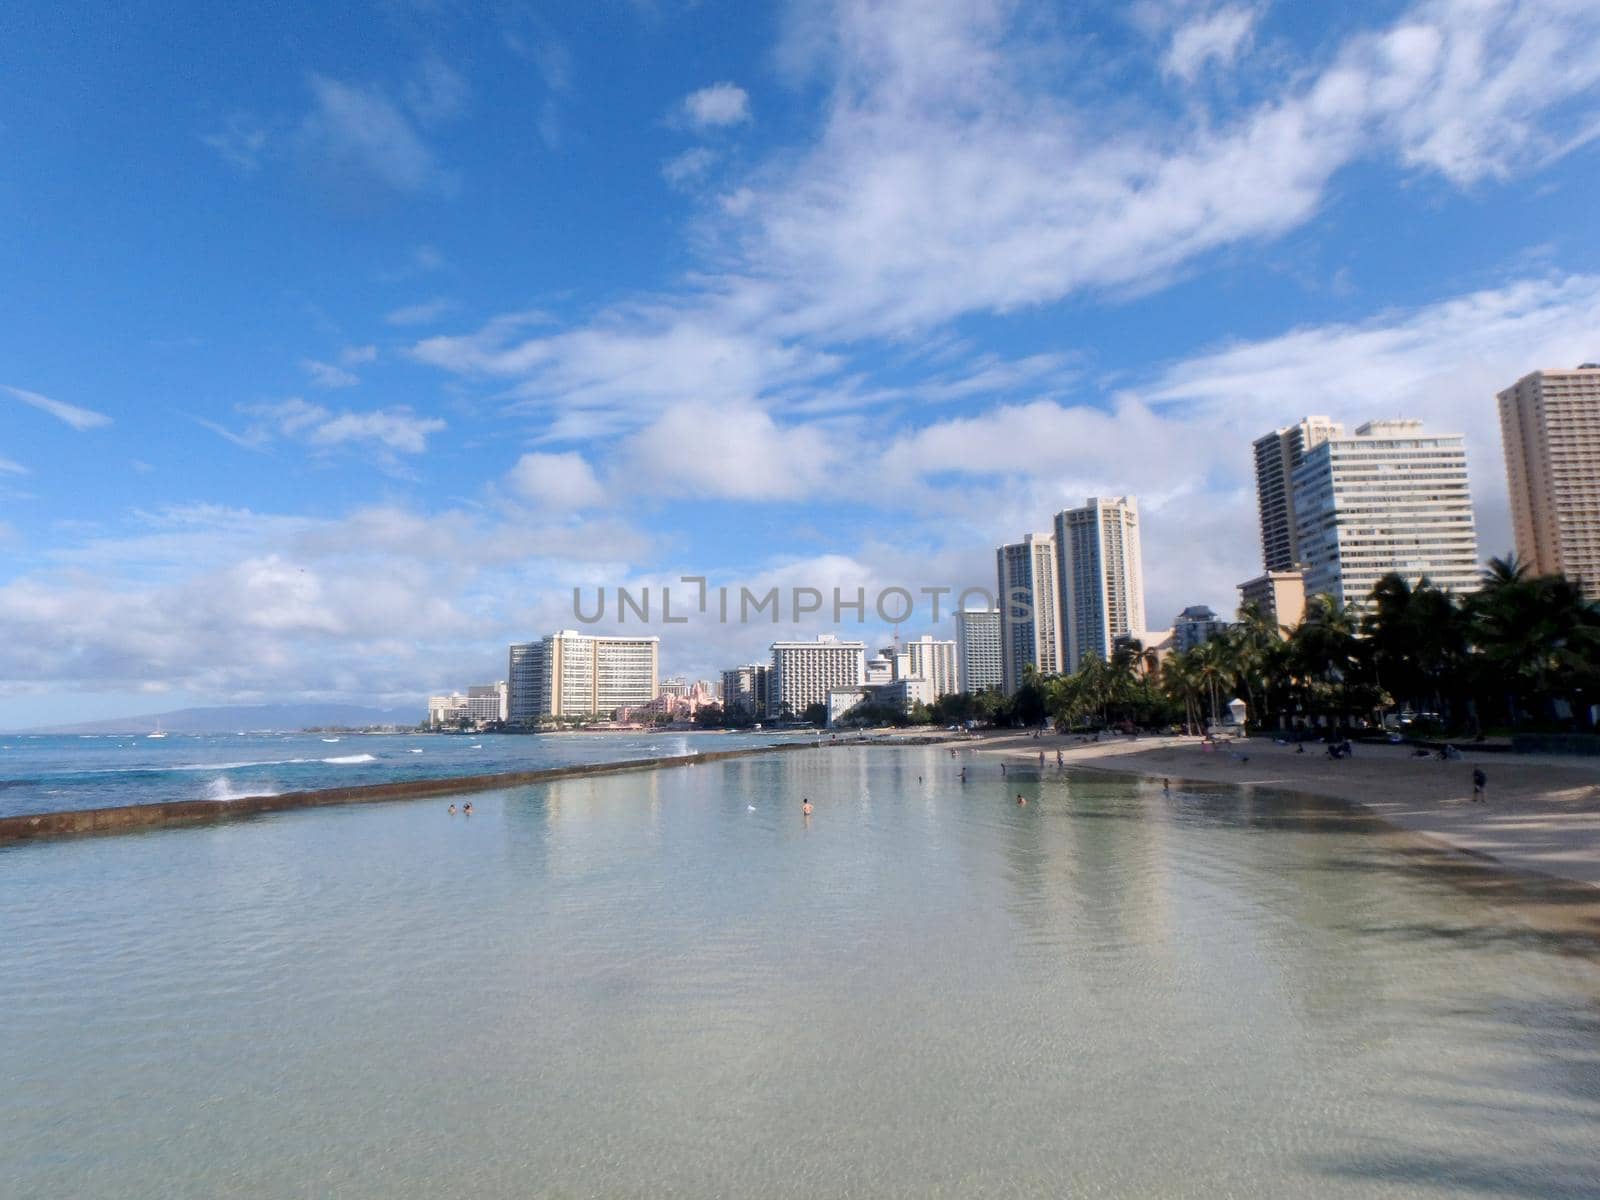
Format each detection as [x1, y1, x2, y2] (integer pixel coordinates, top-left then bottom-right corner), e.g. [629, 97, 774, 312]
[996, 533, 1061, 693]
[508, 632, 660, 722]
[1498, 364, 1600, 600]
[1237, 570, 1307, 632]
[1253, 417, 1342, 572]
[1055, 497, 1147, 668]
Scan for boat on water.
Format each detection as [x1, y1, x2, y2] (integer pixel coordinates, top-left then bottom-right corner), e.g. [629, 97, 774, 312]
[146, 721, 167, 740]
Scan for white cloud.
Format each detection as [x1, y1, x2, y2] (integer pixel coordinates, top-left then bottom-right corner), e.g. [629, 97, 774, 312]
[301, 358, 361, 389]
[508, 452, 606, 509]
[340, 344, 379, 366]
[412, 305, 841, 432]
[0, 456, 29, 476]
[386, 297, 458, 326]
[2, 384, 112, 430]
[682, 82, 751, 128]
[1163, 7, 1257, 81]
[618, 403, 844, 500]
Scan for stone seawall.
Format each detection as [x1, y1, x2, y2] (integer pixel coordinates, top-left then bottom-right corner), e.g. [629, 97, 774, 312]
[0, 741, 817, 846]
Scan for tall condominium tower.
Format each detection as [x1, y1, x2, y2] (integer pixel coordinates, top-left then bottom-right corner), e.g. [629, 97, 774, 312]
[1498, 364, 1600, 600]
[508, 631, 660, 722]
[768, 635, 866, 717]
[1253, 416, 1343, 571]
[953, 608, 1003, 694]
[1292, 420, 1480, 606]
[1054, 497, 1147, 669]
[996, 533, 1061, 693]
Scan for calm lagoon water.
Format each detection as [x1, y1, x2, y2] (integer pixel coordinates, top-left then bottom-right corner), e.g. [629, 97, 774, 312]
[4, 746, 1599, 1198]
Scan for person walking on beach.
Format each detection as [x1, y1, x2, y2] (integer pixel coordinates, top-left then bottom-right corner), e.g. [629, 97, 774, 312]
[1472, 768, 1487, 802]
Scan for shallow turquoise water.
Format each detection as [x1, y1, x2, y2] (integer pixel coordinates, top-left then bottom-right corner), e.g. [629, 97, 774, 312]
[3, 746, 1598, 1198]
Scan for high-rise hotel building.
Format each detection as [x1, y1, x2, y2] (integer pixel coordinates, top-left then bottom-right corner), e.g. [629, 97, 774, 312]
[508, 631, 660, 722]
[1498, 364, 1600, 601]
[1253, 416, 1342, 572]
[954, 608, 1003, 694]
[996, 533, 1061, 693]
[1291, 419, 1480, 605]
[1054, 497, 1147, 669]
[768, 635, 866, 717]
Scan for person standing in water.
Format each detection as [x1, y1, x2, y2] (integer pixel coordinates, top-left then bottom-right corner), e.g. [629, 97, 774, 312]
[802, 798, 813, 816]
[1001, 762, 1007, 776]
[1472, 768, 1487, 801]
[1016, 793, 1026, 806]
[448, 803, 457, 815]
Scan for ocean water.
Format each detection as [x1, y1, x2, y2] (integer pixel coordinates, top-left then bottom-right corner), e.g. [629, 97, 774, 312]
[0, 730, 805, 818]
[3, 746, 1599, 1198]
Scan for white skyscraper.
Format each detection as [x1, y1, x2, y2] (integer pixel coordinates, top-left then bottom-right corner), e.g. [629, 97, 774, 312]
[1054, 497, 1147, 668]
[1292, 419, 1480, 606]
[954, 608, 1003, 694]
[996, 533, 1061, 693]
[508, 632, 660, 722]
[768, 635, 866, 717]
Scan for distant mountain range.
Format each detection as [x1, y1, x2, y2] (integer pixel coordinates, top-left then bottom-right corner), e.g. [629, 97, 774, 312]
[11, 703, 421, 735]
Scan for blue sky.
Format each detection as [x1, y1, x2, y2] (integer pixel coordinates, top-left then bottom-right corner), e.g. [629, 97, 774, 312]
[4, 0, 1600, 726]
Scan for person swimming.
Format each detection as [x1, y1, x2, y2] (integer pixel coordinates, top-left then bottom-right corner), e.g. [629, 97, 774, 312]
[801, 798, 813, 815]
[1016, 793, 1026, 805]
[463, 802, 473, 815]
[448, 803, 457, 815]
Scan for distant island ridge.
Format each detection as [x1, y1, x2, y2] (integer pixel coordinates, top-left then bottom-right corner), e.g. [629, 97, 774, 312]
[8, 703, 419, 736]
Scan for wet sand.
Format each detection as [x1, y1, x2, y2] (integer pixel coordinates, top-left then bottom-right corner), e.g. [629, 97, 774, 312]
[958, 729, 1600, 954]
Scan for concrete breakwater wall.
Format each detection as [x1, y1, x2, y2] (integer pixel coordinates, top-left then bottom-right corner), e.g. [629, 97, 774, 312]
[0, 741, 816, 846]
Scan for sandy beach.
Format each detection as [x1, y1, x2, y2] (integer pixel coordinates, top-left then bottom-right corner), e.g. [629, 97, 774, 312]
[962, 730, 1600, 889]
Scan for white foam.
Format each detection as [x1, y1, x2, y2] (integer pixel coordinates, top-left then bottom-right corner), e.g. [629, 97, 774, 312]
[323, 753, 377, 765]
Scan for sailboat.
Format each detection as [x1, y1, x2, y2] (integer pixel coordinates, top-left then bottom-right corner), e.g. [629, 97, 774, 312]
[146, 720, 167, 740]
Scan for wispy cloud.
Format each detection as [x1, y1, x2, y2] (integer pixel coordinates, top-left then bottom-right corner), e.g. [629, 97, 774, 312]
[3, 384, 112, 430]
[201, 113, 272, 174]
[386, 297, 458, 326]
[247, 398, 446, 455]
[301, 359, 361, 389]
[295, 75, 455, 197]
[662, 146, 718, 188]
[0, 456, 29, 476]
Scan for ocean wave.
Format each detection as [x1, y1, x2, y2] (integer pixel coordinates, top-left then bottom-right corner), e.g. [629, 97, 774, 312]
[322, 753, 377, 764]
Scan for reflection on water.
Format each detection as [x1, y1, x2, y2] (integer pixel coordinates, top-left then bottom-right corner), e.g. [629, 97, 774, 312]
[3, 747, 1598, 1198]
